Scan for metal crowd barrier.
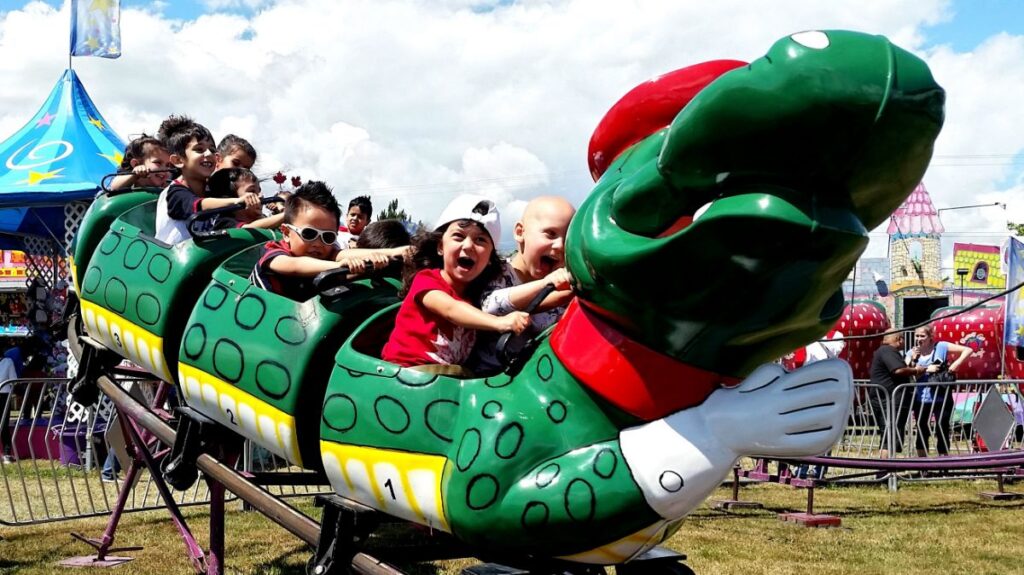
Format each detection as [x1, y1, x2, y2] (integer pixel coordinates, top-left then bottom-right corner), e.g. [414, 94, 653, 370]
[0, 377, 212, 526]
[760, 379, 1024, 484]
[1, 377, 331, 527]
[10, 374, 1019, 526]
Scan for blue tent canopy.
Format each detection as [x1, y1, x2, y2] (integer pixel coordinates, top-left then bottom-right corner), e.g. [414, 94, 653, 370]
[0, 69, 125, 207]
[0, 69, 125, 250]
[0, 208, 67, 251]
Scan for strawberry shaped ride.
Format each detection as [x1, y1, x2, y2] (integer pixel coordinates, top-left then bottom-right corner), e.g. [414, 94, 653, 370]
[71, 30, 944, 566]
[782, 301, 891, 378]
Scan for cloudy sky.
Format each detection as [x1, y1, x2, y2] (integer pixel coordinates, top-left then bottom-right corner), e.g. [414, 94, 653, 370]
[0, 0, 1022, 264]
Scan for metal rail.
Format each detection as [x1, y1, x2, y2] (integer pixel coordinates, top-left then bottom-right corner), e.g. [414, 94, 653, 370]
[96, 375, 405, 574]
[81, 369, 320, 545]
[756, 379, 1024, 489]
[66, 312, 403, 574]
[0, 377, 217, 526]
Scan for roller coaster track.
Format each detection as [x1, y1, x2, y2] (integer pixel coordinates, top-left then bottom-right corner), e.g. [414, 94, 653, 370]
[68, 317, 405, 575]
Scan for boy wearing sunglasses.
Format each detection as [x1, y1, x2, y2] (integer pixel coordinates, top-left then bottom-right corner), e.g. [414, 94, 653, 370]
[250, 181, 399, 301]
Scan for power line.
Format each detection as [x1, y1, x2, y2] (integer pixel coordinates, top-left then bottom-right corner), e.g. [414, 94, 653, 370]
[332, 170, 582, 197]
[832, 279, 1024, 341]
[932, 154, 1021, 158]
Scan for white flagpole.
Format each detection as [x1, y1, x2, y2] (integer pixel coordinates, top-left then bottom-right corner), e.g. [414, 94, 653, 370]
[68, 0, 74, 70]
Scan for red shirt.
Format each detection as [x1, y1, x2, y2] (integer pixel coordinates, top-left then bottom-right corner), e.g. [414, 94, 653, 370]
[382, 269, 476, 367]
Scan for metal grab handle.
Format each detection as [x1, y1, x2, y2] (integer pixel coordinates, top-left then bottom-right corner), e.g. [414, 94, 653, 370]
[186, 196, 285, 239]
[99, 168, 179, 195]
[495, 283, 558, 369]
[313, 256, 404, 296]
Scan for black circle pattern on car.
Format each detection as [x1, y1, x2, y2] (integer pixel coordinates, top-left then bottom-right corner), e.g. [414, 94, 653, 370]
[274, 316, 306, 345]
[147, 253, 172, 282]
[374, 396, 411, 434]
[136, 293, 162, 326]
[203, 285, 229, 310]
[183, 324, 207, 360]
[104, 278, 128, 313]
[212, 338, 245, 383]
[323, 394, 358, 433]
[123, 239, 148, 270]
[425, 399, 459, 443]
[256, 360, 292, 400]
[234, 294, 266, 330]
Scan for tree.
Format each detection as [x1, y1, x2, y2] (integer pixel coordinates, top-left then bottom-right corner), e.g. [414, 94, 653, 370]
[376, 198, 425, 232]
[1009, 221, 1024, 236]
[377, 198, 409, 222]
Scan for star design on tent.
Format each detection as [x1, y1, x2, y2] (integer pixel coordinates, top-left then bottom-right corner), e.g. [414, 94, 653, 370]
[35, 113, 56, 128]
[88, 117, 105, 131]
[90, 0, 113, 10]
[85, 36, 100, 51]
[98, 151, 124, 166]
[20, 168, 64, 186]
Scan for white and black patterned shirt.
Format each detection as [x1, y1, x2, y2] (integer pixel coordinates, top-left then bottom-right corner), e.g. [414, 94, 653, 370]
[467, 260, 565, 374]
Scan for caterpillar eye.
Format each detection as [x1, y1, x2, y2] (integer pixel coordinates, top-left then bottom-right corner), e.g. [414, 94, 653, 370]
[790, 31, 830, 50]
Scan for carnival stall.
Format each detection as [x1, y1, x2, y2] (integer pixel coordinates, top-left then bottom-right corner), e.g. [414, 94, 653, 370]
[0, 69, 124, 373]
[0, 68, 125, 290]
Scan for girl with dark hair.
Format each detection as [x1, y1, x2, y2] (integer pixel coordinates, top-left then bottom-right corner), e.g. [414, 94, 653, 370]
[109, 134, 171, 191]
[382, 195, 529, 370]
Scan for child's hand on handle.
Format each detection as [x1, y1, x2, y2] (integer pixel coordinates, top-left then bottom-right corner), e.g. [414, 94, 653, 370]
[366, 253, 392, 269]
[393, 245, 414, 262]
[132, 164, 151, 178]
[238, 193, 261, 209]
[545, 268, 573, 291]
[343, 258, 367, 274]
[499, 311, 531, 335]
[268, 193, 289, 215]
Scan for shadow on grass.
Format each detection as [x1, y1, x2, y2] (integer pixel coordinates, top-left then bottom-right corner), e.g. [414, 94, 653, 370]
[255, 546, 449, 575]
[0, 558, 27, 571]
[698, 499, 1024, 521]
[819, 499, 1024, 519]
[254, 546, 310, 575]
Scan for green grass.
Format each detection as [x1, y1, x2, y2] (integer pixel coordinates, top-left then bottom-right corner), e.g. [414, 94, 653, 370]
[2, 481, 1023, 574]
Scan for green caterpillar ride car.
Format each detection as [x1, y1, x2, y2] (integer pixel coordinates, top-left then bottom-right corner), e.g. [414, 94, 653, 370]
[72, 30, 942, 564]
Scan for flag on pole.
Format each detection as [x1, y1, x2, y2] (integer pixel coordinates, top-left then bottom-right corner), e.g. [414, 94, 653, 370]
[70, 0, 122, 59]
[1005, 237, 1024, 353]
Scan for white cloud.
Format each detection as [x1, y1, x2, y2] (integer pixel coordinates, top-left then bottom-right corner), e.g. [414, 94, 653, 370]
[858, 31, 1024, 272]
[201, 0, 272, 11]
[2, 0, 1020, 254]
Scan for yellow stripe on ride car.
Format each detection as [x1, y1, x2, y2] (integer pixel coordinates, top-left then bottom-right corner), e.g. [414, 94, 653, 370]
[557, 519, 679, 564]
[80, 299, 172, 382]
[69, 258, 80, 298]
[320, 441, 450, 532]
[177, 363, 303, 466]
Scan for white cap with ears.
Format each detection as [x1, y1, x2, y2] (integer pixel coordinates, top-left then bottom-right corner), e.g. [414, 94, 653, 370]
[434, 194, 501, 243]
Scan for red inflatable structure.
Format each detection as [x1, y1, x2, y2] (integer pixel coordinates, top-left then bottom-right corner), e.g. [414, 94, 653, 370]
[782, 300, 889, 379]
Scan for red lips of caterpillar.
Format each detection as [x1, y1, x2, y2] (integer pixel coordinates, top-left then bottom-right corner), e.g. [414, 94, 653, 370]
[656, 215, 693, 238]
[587, 60, 747, 182]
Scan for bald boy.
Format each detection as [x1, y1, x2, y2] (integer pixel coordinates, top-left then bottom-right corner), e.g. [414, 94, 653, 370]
[468, 196, 576, 374]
